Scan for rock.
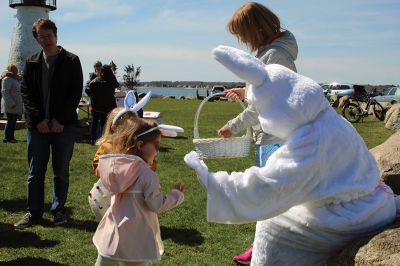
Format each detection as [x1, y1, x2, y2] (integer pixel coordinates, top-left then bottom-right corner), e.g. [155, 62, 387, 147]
[338, 96, 350, 108]
[381, 102, 393, 111]
[370, 131, 400, 194]
[384, 104, 400, 130]
[330, 95, 339, 107]
[327, 216, 400, 266]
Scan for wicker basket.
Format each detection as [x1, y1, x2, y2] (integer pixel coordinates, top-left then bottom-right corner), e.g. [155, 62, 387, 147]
[193, 92, 252, 159]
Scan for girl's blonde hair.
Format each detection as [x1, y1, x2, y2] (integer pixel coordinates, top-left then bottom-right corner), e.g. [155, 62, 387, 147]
[1, 64, 18, 78]
[228, 2, 281, 52]
[111, 118, 161, 157]
[95, 107, 138, 146]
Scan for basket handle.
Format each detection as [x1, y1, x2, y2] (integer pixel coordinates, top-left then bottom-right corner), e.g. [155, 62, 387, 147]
[194, 92, 251, 139]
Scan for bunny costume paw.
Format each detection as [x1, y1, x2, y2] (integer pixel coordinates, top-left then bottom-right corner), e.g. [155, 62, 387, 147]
[184, 151, 209, 189]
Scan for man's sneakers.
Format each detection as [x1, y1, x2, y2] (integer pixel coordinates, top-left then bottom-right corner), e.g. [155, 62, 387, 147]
[53, 211, 68, 226]
[14, 213, 41, 230]
[14, 211, 68, 229]
[233, 245, 253, 265]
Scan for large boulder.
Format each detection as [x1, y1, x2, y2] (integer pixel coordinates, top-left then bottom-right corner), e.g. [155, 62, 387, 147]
[370, 131, 400, 194]
[330, 95, 339, 107]
[384, 104, 400, 130]
[327, 216, 400, 266]
[338, 96, 350, 108]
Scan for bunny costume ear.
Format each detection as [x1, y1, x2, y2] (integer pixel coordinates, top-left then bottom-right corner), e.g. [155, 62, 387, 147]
[137, 124, 184, 138]
[112, 91, 152, 126]
[212, 45, 267, 88]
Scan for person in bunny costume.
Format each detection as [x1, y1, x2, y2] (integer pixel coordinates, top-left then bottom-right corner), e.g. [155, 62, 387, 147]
[184, 45, 399, 265]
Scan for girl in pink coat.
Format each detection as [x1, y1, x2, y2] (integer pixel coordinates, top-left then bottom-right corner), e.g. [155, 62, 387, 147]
[93, 117, 185, 266]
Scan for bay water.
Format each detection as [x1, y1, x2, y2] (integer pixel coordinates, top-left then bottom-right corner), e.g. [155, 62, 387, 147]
[137, 86, 209, 98]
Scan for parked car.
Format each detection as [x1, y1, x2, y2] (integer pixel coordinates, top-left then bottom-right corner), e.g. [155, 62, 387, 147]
[322, 83, 366, 102]
[211, 85, 226, 94]
[373, 86, 400, 104]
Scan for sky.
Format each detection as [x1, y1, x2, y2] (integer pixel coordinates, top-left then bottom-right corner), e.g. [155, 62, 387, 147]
[0, 0, 399, 85]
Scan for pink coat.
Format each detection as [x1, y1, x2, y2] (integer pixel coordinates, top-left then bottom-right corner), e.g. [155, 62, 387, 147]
[93, 154, 184, 262]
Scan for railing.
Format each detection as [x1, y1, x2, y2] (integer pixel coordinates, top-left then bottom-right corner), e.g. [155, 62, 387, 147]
[9, 0, 56, 10]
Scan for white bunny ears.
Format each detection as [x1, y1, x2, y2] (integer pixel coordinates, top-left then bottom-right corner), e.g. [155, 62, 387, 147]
[112, 90, 184, 138]
[212, 45, 267, 87]
[137, 124, 184, 138]
[112, 91, 152, 126]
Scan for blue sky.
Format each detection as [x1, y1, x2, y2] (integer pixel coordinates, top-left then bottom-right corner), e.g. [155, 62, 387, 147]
[1, 0, 399, 84]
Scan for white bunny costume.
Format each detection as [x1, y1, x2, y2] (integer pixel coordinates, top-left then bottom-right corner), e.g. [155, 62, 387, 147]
[184, 46, 398, 265]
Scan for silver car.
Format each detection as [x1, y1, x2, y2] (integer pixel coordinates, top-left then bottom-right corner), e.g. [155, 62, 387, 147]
[373, 86, 400, 104]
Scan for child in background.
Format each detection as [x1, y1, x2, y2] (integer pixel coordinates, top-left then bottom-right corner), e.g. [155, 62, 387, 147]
[93, 117, 185, 266]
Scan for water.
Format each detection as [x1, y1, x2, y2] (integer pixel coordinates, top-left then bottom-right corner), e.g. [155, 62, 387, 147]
[82, 86, 210, 99]
[137, 86, 209, 98]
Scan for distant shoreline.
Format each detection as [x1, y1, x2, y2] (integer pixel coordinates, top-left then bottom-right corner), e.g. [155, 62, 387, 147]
[135, 82, 396, 92]
[137, 81, 245, 89]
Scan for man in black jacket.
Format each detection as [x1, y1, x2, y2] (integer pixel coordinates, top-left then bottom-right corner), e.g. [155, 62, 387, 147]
[15, 18, 83, 229]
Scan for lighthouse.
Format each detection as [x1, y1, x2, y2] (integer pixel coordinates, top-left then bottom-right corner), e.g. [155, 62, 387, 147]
[8, 0, 57, 72]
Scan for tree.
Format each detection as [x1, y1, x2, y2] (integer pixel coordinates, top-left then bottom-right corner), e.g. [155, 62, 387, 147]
[110, 61, 118, 76]
[123, 64, 141, 91]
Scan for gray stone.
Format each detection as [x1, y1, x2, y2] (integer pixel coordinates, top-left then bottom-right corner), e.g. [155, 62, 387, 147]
[370, 131, 400, 194]
[327, 216, 400, 266]
[385, 104, 400, 130]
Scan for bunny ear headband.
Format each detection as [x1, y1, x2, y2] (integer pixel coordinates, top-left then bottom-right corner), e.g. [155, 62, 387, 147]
[112, 91, 152, 126]
[137, 124, 184, 138]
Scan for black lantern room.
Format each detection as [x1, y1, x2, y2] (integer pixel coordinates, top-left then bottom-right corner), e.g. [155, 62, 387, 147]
[9, 0, 57, 11]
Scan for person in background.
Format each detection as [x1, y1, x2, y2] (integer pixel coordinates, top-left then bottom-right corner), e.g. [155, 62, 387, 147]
[14, 18, 83, 229]
[1, 64, 23, 143]
[86, 64, 119, 145]
[87, 61, 102, 85]
[93, 117, 185, 266]
[0, 76, 3, 118]
[216, 2, 298, 264]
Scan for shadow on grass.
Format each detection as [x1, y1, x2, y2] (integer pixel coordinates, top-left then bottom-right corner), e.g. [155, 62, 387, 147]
[0, 199, 55, 214]
[56, 217, 99, 232]
[169, 136, 188, 140]
[0, 222, 59, 248]
[0, 257, 66, 266]
[0, 201, 98, 232]
[0, 198, 27, 213]
[160, 226, 204, 246]
[159, 146, 172, 152]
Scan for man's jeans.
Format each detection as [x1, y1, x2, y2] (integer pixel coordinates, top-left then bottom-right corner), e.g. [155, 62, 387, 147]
[4, 113, 17, 141]
[26, 125, 76, 217]
[91, 110, 107, 144]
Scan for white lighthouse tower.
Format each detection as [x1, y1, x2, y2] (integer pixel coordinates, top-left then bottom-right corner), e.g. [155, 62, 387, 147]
[8, 0, 57, 72]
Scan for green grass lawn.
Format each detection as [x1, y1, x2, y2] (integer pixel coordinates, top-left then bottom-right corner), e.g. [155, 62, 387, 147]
[0, 99, 395, 265]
